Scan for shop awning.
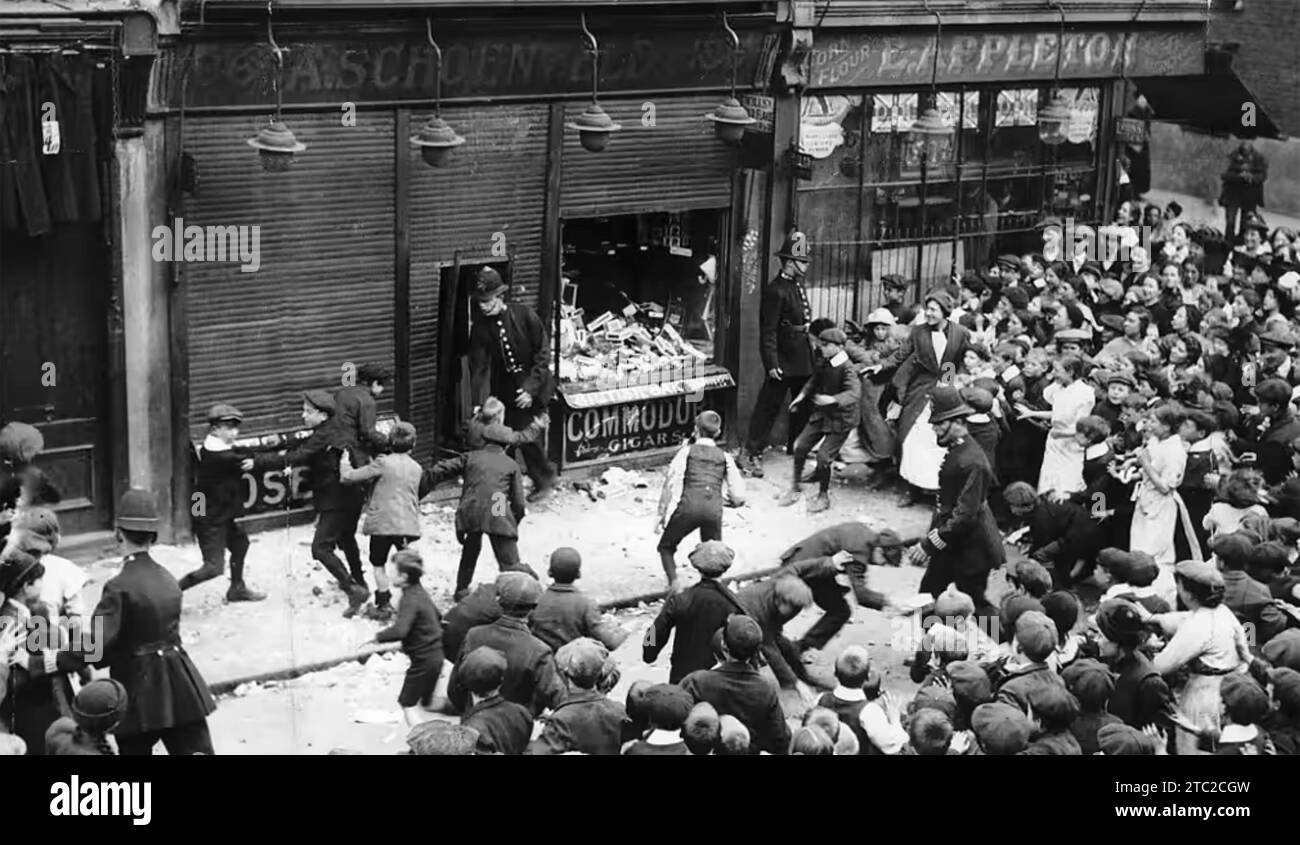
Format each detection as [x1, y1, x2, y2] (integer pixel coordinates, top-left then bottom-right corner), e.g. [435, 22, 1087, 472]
[561, 370, 735, 409]
[1135, 72, 1281, 139]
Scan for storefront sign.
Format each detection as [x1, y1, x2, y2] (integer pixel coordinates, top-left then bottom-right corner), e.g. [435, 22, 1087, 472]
[809, 28, 1204, 90]
[741, 94, 775, 133]
[563, 394, 711, 463]
[170, 25, 770, 108]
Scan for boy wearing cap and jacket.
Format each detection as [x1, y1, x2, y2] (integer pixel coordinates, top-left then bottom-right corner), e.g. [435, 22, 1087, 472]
[458, 646, 534, 754]
[529, 548, 624, 653]
[643, 540, 749, 684]
[680, 615, 791, 755]
[778, 327, 861, 513]
[656, 410, 746, 592]
[368, 551, 446, 725]
[529, 638, 627, 755]
[333, 362, 390, 467]
[180, 404, 274, 602]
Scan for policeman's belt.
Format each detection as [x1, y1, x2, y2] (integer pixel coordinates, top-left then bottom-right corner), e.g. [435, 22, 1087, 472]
[132, 641, 182, 657]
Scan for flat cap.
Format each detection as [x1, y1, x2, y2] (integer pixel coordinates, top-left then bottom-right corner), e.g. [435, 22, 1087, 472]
[945, 661, 993, 707]
[996, 254, 1022, 271]
[971, 702, 1034, 755]
[999, 595, 1045, 637]
[1097, 723, 1158, 756]
[817, 327, 848, 345]
[1015, 610, 1059, 659]
[1106, 371, 1136, 388]
[1220, 673, 1270, 723]
[1095, 599, 1146, 649]
[881, 273, 909, 289]
[495, 571, 544, 607]
[458, 646, 508, 695]
[1271, 667, 1300, 711]
[406, 721, 479, 756]
[643, 684, 693, 730]
[1061, 658, 1115, 709]
[1055, 328, 1092, 344]
[207, 403, 244, 424]
[960, 386, 995, 414]
[554, 637, 609, 685]
[1262, 629, 1300, 672]
[689, 540, 735, 576]
[303, 389, 336, 413]
[1098, 280, 1126, 301]
[1174, 558, 1223, 589]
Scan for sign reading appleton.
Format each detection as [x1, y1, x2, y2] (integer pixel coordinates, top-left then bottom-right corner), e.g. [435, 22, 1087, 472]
[810, 28, 1204, 89]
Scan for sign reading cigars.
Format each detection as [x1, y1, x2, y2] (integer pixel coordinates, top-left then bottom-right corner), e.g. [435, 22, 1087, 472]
[809, 28, 1205, 90]
[564, 395, 711, 464]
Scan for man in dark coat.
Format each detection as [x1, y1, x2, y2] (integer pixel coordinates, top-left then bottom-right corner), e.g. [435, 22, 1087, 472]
[779, 327, 862, 513]
[447, 572, 564, 716]
[26, 489, 216, 755]
[278, 390, 370, 613]
[466, 267, 557, 501]
[643, 541, 748, 683]
[737, 576, 820, 690]
[741, 230, 816, 477]
[1244, 379, 1300, 486]
[1003, 481, 1102, 588]
[1220, 139, 1267, 242]
[906, 387, 1004, 617]
[679, 614, 791, 755]
[776, 523, 905, 652]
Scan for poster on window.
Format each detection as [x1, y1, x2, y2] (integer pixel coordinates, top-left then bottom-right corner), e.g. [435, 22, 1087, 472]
[935, 92, 959, 130]
[800, 94, 858, 158]
[962, 91, 980, 129]
[1062, 87, 1099, 145]
[871, 93, 919, 133]
[996, 89, 1038, 127]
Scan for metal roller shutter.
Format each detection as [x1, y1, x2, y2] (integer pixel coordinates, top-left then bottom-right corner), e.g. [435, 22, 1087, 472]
[181, 113, 397, 439]
[407, 104, 548, 457]
[560, 94, 738, 219]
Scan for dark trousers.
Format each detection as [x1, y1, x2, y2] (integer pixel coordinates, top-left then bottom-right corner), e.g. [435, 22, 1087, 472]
[182, 519, 250, 589]
[657, 503, 722, 552]
[797, 578, 852, 651]
[920, 558, 994, 619]
[746, 375, 811, 454]
[792, 425, 850, 490]
[369, 535, 413, 569]
[456, 531, 521, 593]
[314, 508, 364, 589]
[513, 440, 557, 491]
[116, 720, 215, 756]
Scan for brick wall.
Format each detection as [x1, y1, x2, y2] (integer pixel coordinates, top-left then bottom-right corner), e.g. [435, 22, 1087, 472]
[1211, 0, 1300, 138]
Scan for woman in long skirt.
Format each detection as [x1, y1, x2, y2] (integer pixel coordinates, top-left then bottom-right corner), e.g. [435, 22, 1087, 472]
[1017, 355, 1095, 497]
[1150, 560, 1254, 755]
[852, 308, 901, 465]
[1129, 404, 1201, 607]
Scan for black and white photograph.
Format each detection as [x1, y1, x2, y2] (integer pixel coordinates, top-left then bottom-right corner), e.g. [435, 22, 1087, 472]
[1, 0, 1298, 824]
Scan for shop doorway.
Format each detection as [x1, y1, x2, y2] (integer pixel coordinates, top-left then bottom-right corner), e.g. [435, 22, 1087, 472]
[435, 256, 512, 452]
[0, 223, 114, 535]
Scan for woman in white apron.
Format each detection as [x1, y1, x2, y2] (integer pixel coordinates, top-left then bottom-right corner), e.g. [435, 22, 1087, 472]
[1129, 405, 1202, 606]
[1150, 560, 1254, 755]
[1019, 355, 1094, 497]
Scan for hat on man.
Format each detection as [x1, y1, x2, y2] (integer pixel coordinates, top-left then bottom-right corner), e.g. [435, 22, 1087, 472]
[971, 702, 1034, 755]
[1260, 328, 1297, 350]
[71, 679, 129, 733]
[996, 254, 1022, 272]
[946, 661, 994, 708]
[1055, 328, 1092, 345]
[689, 540, 735, 577]
[928, 386, 974, 424]
[1106, 371, 1137, 388]
[1220, 673, 1270, 724]
[473, 266, 508, 300]
[1262, 629, 1300, 672]
[1079, 261, 1103, 279]
[865, 307, 897, 326]
[1242, 211, 1269, 234]
[1015, 610, 1059, 660]
[1174, 558, 1223, 589]
[115, 487, 159, 533]
[960, 386, 995, 414]
[817, 327, 848, 345]
[407, 721, 479, 756]
[1061, 659, 1115, 710]
[303, 389, 336, 414]
[391, 548, 424, 577]
[881, 273, 908, 290]
[0, 550, 41, 598]
[548, 547, 582, 582]
[774, 230, 810, 261]
[1096, 723, 1158, 756]
[999, 595, 1044, 637]
[1271, 667, 1300, 711]
[207, 404, 244, 425]
[495, 571, 544, 608]
[554, 638, 608, 686]
[1095, 599, 1146, 649]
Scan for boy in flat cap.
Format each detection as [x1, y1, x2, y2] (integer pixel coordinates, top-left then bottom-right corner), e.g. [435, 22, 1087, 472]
[778, 327, 861, 513]
[44, 678, 129, 755]
[277, 390, 370, 614]
[1263, 667, 1300, 755]
[441, 563, 537, 661]
[1021, 685, 1083, 755]
[621, 684, 693, 755]
[1062, 658, 1121, 755]
[458, 646, 534, 755]
[656, 410, 746, 592]
[970, 701, 1034, 755]
[1003, 481, 1101, 588]
[881, 274, 917, 327]
[333, 362, 390, 466]
[180, 404, 271, 602]
[1211, 674, 1273, 754]
[996, 611, 1066, 716]
[448, 571, 564, 716]
[529, 638, 626, 755]
[529, 547, 624, 653]
[680, 614, 792, 755]
[466, 266, 557, 502]
[1093, 599, 1174, 729]
[367, 551, 446, 726]
[643, 540, 749, 683]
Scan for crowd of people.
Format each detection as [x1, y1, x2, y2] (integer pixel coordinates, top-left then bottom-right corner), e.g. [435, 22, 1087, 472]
[5, 190, 1300, 756]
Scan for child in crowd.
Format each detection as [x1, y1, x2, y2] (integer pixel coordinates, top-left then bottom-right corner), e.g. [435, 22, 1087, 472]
[655, 410, 745, 592]
[789, 725, 835, 756]
[621, 681, 653, 745]
[996, 611, 1065, 715]
[8, 507, 86, 627]
[1022, 685, 1083, 755]
[1043, 590, 1083, 671]
[425, 398, 527, 601]
[459, 646, 534, 755]
[1204, 469, 1269, 539]
[340, 421, 429, 620]
[530, 638, 626, 756]
[1210, 674, 1274, 755]
[1264, 668, 1300, 755]
[971, 702, 1035, 755]
[817, 645, 880, 756]
[1096, 548, 1170, 614]
[43, 679, 129, 756]
[368, 550, 446, 726]
[530, 547, 625, 653]
[906, 709, 955, 756]
[682, 703, 722, 755]
[803, 706, 861, 756]
[1062, 659, 1122, 755]
[621, 684, 693, 755]
[1006, 559, 1053, 600]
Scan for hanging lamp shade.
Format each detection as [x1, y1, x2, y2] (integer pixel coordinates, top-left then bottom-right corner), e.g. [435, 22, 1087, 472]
[706, 97, 756, 144]
[566, 102, 622, 152]
[1037, 92, 1071, 146]
[410, 115, 466, 167]
[247, 119, 307, 172]
[909, 106, 953, 163]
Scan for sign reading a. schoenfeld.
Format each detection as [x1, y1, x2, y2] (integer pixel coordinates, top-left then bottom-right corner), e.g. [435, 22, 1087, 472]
[564, 395, 711, 463]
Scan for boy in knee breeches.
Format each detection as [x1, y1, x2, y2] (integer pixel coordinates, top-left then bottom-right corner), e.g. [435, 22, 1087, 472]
[655, 411, 745, 592]
[779, 327, 861, 514]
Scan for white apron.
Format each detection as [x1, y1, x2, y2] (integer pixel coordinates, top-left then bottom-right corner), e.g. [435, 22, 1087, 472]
[899, 399, 947, 491]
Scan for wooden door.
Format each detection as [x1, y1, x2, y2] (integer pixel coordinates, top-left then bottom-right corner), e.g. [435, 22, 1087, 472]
[0, 223, 113, 534]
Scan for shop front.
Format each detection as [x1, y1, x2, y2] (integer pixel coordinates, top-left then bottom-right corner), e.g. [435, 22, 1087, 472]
[792, 21, 1207, 325]
[159, 5, 778, 530]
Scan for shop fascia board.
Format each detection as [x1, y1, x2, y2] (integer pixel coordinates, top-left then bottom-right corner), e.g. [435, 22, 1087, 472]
[183, 0, 769, 11]
[0, 1, 178, 33]
[791, 0, 1207, 27]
